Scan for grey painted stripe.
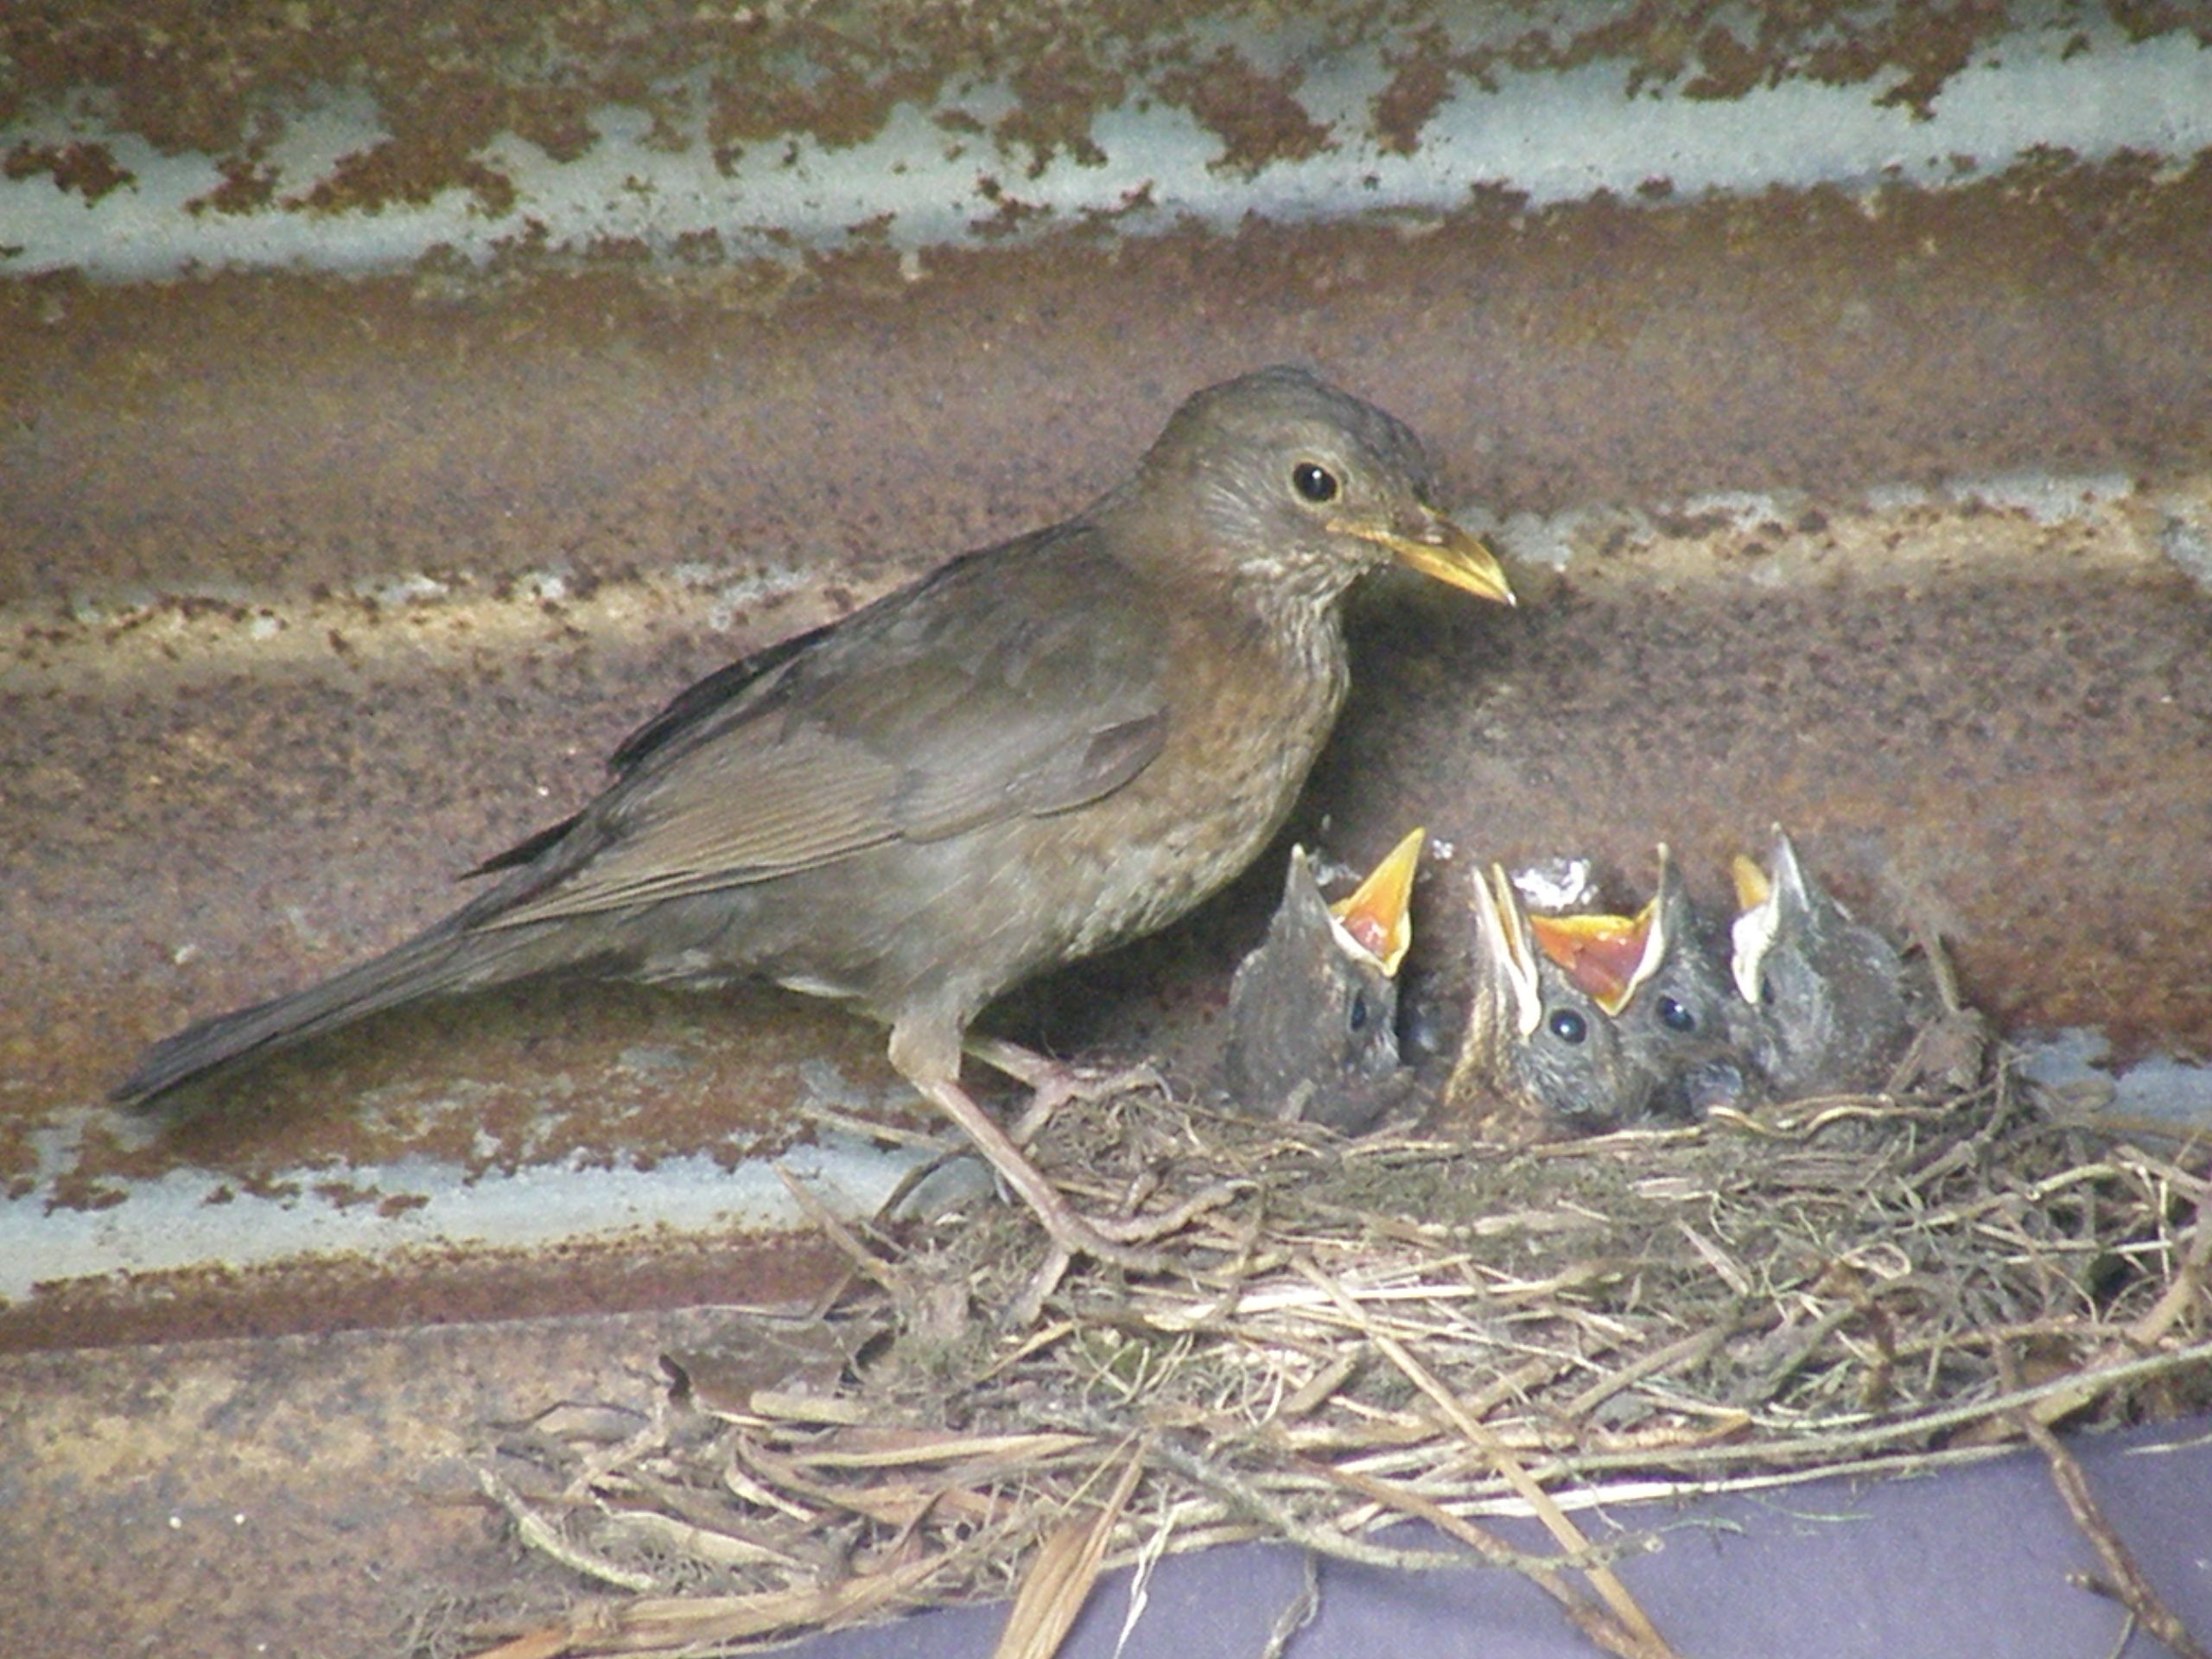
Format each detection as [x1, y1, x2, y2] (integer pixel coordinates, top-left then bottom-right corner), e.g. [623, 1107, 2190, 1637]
[3, 24, 2208, 282]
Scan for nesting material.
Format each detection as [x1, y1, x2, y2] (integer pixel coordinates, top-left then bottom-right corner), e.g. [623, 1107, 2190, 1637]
[465, 1058, 2210, 1659]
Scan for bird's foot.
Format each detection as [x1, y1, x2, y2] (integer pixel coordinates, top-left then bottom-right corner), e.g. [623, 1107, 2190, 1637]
[1006, 1186, 1248, 1325]
[966, 1036, 1166, 1146]
[912, 1072, 1174, 1281]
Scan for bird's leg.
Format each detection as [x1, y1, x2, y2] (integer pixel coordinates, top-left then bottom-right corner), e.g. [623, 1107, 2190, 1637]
[966, 1035, 1165, 1146]
[907, 1072, 1168, 1273]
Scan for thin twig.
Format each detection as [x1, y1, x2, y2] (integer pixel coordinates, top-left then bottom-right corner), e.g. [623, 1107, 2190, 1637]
[1318, 1462, 1672, 1659]
[1996, 1345, 2212, 1659]
[476, 1468, 660, 1595]
[1292, 1255, 1678, 1658]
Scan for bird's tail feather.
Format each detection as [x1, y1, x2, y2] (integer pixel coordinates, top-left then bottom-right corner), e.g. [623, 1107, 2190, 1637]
[111, 918, 544, 1109]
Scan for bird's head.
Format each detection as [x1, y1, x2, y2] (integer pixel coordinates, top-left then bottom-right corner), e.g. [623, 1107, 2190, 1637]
[1730, 826, 1916, 1096]
[1134, 365, 1516, 611]
[1223, 834, 1422, 1130]
[1634, 844, 1762, 1114]
[1448, 861, 1655, 1134]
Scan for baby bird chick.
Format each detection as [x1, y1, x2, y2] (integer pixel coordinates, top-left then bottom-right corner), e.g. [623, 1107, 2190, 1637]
[1445, 861, 1654, 1134]
[1730, 827, 1923, 1097]
[1527, 846, 1756, 1121]
[1225, 829, 1424, 1133]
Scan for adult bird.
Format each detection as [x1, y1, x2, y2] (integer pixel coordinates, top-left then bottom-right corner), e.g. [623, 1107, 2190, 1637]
[115, 366, 1516, 1264]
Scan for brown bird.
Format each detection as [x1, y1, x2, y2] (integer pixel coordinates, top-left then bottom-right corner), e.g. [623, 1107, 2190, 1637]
[1729, 828, 1921, 1098]
[1445, 862, 1654, 1133]
[113, 365, 1515, 1265]
[1224, 828, 1425, 1133]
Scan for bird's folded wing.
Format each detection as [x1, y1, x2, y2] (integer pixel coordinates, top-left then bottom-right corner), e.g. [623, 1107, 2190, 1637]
[480, 531, 1168, 925]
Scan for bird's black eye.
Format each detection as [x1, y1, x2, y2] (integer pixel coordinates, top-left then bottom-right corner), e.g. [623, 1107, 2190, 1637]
[1658, 995, 1696, 1033]
[1759, 977, 1777, 1007]
[1548, 1008, 1587, 1046]
[1292, 461, 1340, 504]
[1348, 990, 1370, 1033]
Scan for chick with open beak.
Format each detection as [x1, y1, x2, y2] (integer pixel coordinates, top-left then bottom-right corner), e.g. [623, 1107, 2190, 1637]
[1528, 846, 1756, 1121]
[1445, 862, 1656, 1135]
[1226, 829, 1426, 1132]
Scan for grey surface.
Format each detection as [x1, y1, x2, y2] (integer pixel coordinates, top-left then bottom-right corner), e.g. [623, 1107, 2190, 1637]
[800, 1421, 2212, 1658]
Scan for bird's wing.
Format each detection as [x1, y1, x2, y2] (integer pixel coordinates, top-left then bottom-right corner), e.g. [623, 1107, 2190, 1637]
[603, 620, 836, 777]
[465, 621, 835, 880]
[481, 526, 1169, 925]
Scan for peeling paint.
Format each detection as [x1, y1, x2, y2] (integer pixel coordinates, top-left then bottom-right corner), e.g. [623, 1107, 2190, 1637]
[1, 15, 2208, 280]
[4, 1118, 956, 1306]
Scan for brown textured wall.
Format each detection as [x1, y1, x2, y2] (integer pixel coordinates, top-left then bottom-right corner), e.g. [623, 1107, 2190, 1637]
[2, 0, 2208, 1351]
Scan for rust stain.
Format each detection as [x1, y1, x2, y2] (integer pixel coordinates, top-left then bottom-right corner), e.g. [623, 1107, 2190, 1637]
[1160, 46, 1336, 175]
[0, 1303, 798, 1651]
[288, 138, 518, 217]
[2, 137, 134, 200]
[1373, 27, 1455, 157]
[7, 2, 2188, 220]
[4, 150, 2209, 611]
[2, 1227, 849, 1354]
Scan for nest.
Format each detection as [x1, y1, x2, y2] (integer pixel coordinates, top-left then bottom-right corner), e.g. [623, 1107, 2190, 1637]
[459, 1056, 2212, 1659]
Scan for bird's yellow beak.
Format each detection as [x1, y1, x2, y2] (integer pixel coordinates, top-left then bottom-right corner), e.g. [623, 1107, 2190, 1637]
[1327, 827, 1426, 976]
[1731, 853, 1772, 912]
[1338, 512, 1516, 607]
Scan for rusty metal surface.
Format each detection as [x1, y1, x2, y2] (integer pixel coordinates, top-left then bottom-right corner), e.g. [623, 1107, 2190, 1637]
[7, 3, 2208, 282]
[4, 4, 2212, 1646]
[9, 162, 2212, 1211]
[5, 219, 2211, 1306]
[0, 1304, 832, 1656]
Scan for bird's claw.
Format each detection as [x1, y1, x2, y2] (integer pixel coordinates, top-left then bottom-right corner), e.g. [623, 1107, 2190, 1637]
[965, 1039, 1166, 1145]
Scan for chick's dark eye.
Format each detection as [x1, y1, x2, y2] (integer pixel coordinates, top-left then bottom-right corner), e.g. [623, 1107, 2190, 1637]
[1548, 1008, 1587, 1046]
[1348, 990, 1370, 1033]
[1292, 461, 1339, 504]
[1658, 996, 1697, 1033]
